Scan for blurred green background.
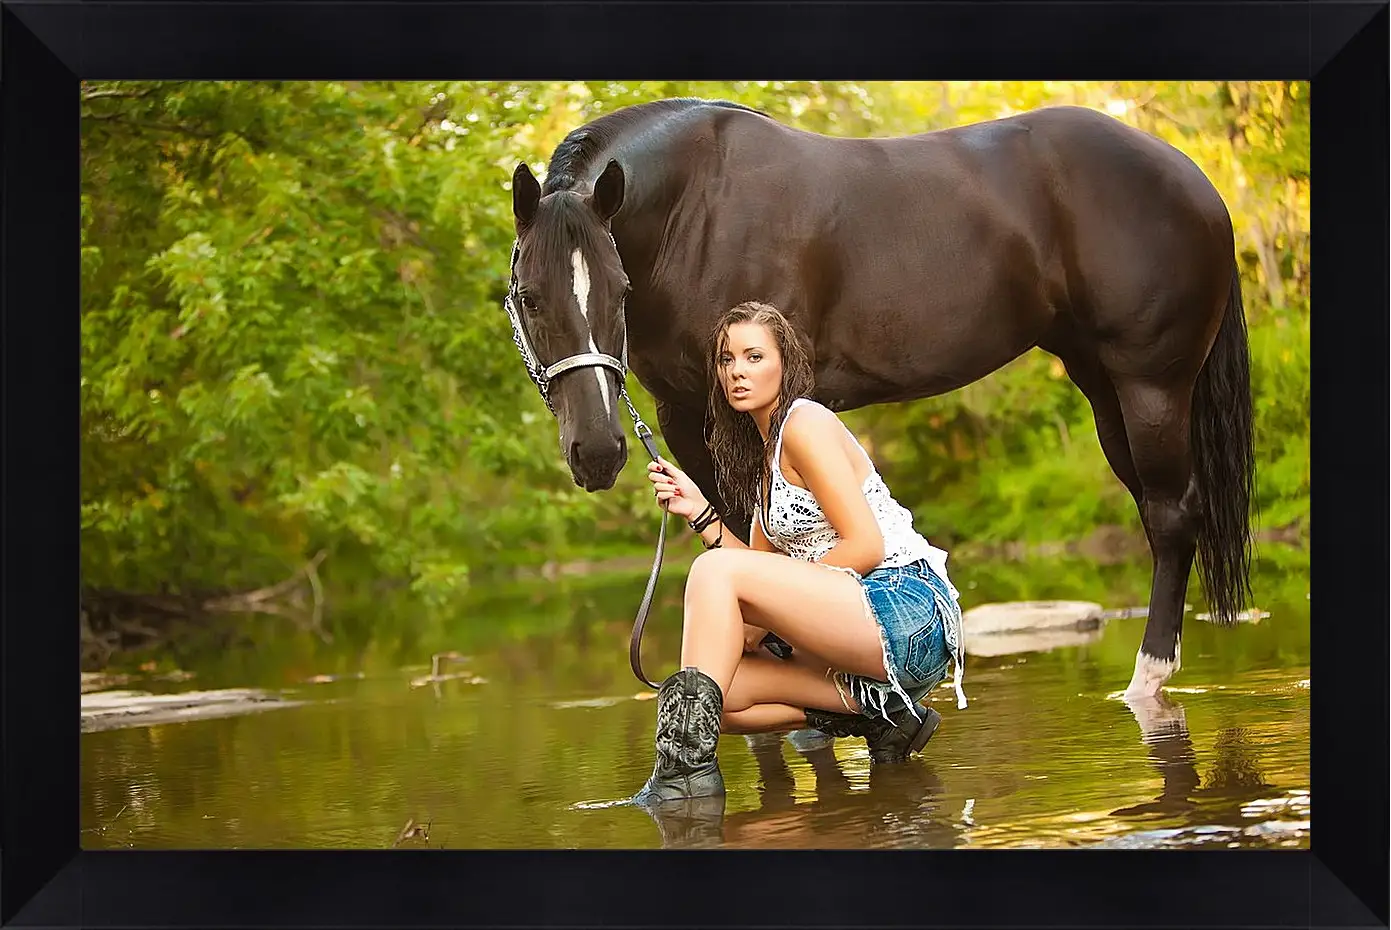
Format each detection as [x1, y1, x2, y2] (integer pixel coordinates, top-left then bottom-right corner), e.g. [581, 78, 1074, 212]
[80, 81, 1308, 668]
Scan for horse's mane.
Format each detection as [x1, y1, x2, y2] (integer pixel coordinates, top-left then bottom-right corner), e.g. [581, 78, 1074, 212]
[541, 98, 765, 195]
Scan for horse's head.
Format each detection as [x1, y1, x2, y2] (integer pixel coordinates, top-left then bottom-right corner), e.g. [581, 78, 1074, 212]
[508, 158, 631, 492]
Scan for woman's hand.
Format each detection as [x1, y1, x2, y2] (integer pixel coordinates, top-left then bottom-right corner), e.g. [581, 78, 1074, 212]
[742, 623, 770, 654]
[646, 456, 707, 521]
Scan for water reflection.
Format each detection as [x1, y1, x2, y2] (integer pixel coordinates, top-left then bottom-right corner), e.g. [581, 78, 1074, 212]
[81, 551, 1310, 850]
[1114, 694, 1204, 816]
[636, 729, 963, 849]
[637, 692, 1299, 851]
[1115, 694, 1279, 824]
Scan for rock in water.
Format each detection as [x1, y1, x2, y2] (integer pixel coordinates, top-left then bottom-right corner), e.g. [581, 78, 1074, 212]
[962, 600, 1106, 658]
[962, 600, 1104, 635]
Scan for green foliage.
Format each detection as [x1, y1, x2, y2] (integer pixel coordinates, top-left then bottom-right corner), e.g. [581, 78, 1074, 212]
[81, 81, 1310, 606]
[1247, 305, 1311, 533]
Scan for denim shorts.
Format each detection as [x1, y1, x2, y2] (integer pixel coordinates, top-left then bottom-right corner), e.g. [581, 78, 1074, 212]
[823, 558, 961, 724]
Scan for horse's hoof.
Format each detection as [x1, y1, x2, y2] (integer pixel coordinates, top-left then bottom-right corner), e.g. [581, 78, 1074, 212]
[1125, 649, 1177, 699]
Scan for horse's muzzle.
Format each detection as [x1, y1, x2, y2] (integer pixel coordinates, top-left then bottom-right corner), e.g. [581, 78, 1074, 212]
[567, 433, 626, 491]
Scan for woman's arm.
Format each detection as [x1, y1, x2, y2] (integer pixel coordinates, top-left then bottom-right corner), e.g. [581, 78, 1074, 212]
[648, 457, 782, 652]
[780, 405, 885, 575]
[648, 456, 767, 551]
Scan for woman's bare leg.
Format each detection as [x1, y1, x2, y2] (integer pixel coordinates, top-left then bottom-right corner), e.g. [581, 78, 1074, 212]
[722, 704, 806, 734]
[724, 650, 863, 712]
[679, 548, 887, 700]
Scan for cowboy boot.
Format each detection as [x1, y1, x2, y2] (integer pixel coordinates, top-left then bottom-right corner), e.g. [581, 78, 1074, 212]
[804, 702, 942, 764]
[633, 667, 725, 804]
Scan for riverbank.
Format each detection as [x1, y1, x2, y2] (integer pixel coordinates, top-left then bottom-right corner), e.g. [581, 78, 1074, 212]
[78, 523, 1306, 672]
[508, 522, 1307, 581]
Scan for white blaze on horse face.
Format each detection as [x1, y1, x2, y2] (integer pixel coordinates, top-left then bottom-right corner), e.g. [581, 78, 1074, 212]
[571, 247, 612, 418]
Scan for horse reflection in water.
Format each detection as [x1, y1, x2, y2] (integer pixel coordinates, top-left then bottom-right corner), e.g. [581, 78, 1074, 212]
[1115, 694, 1276, 823]
[638, 697, 1280, 848]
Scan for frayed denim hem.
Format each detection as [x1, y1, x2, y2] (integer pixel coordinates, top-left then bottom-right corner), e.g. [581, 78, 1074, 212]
[816, 561, 926, 726]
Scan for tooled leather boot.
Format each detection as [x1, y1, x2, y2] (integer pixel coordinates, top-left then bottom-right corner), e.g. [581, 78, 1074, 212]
[633, 667, 726, 804]
[804, 702, 942, 764]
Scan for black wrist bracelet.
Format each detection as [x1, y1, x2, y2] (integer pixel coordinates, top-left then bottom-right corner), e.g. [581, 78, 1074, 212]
[689, 504, 716, 533]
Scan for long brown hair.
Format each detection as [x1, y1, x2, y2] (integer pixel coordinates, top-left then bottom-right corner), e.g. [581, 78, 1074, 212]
[704, 301, 816, 525]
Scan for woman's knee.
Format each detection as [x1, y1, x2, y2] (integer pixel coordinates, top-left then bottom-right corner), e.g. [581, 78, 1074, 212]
[688, 547, 742, 581]
[685, 547, 747, 599]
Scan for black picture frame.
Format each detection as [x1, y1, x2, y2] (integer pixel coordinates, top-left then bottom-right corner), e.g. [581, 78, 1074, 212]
[3, 2, 1385, 927]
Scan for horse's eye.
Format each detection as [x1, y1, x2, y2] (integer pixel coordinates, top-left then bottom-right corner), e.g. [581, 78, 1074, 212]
[520, 294, 538, 313]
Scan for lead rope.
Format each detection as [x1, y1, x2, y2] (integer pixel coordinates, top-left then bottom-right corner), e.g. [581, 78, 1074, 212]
[620, 389, 667, 689]
[506, 237, 668, 690]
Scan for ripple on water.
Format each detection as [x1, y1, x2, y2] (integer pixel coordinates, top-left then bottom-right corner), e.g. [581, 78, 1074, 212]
[1092, 818, 1310, 850]
[80, 554, 1311, 851]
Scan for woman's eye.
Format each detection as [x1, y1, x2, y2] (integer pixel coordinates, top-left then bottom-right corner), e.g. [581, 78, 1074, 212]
[749, 354, 761, 362]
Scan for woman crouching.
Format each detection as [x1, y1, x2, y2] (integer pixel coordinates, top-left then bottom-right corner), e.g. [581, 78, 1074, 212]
[633, 301, 968, 805]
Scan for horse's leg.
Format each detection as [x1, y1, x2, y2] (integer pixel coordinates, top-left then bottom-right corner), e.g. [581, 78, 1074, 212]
[1045, 337, 1195, 700]
[655, 397, 751, 544]
[1045, 330, 1201, 697]
[1110, 375, 1203, 698]
[1040, 336, 1144, 506]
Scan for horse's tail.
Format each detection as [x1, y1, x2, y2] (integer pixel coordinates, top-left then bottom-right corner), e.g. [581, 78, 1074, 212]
[1189, 266, 1256, 625]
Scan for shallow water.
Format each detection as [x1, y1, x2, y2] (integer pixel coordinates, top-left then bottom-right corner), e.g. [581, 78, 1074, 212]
[81, 549, 1310, 850]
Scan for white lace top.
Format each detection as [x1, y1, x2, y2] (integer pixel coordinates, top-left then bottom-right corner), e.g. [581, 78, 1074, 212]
[755, 398, 968, 709]
[757, 399, 959, 599]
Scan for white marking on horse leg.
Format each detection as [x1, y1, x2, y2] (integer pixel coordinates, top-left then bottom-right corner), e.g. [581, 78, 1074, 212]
[1124, 647, 1178, 698]
[570, 248, 612, 417]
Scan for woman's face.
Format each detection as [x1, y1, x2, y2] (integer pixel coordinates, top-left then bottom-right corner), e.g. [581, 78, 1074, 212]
[718, 321, 783, 413]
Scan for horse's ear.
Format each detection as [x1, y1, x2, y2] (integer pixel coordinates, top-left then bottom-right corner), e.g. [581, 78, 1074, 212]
[590, 159, 625, 222]
[513, 162, 541, 230]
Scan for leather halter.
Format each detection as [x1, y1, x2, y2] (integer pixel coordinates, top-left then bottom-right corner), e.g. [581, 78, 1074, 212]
[503, 237, 668, 688]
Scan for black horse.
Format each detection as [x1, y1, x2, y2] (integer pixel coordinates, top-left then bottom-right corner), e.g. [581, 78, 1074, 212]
[505, 98, 1254, 698]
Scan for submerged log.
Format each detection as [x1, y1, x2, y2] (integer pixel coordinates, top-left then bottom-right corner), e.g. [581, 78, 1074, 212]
[80, 687, 304, 733]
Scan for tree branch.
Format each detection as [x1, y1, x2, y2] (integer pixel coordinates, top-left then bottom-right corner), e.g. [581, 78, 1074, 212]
[82, 113, 221, 140]
[82, 89, 155, 102]
[82, 81, 189, 103]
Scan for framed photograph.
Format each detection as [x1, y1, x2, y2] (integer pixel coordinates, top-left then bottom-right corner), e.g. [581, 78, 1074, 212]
[3, 2, 1384, 927]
